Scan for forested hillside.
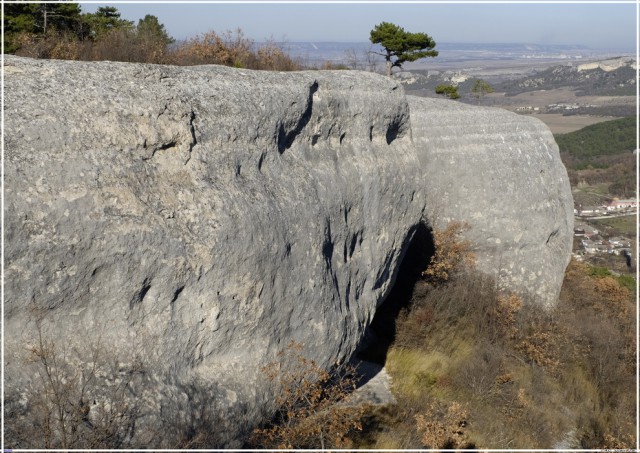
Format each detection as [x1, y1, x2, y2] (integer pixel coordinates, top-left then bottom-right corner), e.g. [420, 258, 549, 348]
[555, 116, 636, 199]
[555, 116, 636, 163]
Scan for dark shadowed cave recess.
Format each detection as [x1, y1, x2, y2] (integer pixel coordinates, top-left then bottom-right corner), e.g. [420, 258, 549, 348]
[355, 222, 435, 365]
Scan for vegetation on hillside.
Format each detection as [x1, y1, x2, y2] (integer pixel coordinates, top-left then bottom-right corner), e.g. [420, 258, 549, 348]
[349, 225, 636, 449]
[555, 116, 637, 197]
[555, 116, 636, 163]
[498, 62, 636, 96]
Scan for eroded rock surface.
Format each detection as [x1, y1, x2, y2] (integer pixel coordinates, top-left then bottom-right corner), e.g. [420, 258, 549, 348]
[4, 56, 572, 447]
[5, 56, 423, 447]
[408, 96, 573, 307]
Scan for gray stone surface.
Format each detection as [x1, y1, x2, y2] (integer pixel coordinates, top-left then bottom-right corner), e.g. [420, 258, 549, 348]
[4, 56, 572, 447]
[348, 361, 396, 406]
[4, 56, 423, 447]
[408, 96, 573, 307]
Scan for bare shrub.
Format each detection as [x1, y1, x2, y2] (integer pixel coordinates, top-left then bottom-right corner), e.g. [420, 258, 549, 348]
[415, 401, 471, 449]
[421, 221, 475, 284]
[255, 40, 302, 71]
[169, 30, 300, 71]
[250, 341, 364, 449]
[5, 321, 143, 448]
[14, 29, 85, 60]
[220, 28, 254, 67]
[147, 380, 246, 449]
[364, 43, 380, 73]
[88, 28, 169, 63]
[344, 48, 359, 70]
[394, 269, 499, 351]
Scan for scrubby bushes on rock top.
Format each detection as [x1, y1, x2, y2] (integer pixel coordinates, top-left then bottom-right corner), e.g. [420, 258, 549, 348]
[13, 27, 302, 71]
[5, 4, 301, 71]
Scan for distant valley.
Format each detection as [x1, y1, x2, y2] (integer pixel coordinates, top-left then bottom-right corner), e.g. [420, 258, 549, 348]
[397, 56, 635, 134]
[280, 41, 631, 71]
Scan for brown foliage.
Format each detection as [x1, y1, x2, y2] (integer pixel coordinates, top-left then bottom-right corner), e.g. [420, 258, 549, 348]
[14, 29, 86, 60]
[254, 40, 301, 71]
[13, 26, 301, 71]
[251, 341, 364, 449]
[167, 30, 300, 71]
[170, 31, 240, 66]
[492, 293, 523, 340]
[415, 401, 471, 449]
[422, 221, 475, 284]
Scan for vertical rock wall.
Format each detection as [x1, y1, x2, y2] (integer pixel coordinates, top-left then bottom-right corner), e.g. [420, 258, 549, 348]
[4, 57, 424, 446]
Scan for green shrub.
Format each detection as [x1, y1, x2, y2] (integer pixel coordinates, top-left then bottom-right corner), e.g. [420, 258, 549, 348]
[434, 83, 460, 99]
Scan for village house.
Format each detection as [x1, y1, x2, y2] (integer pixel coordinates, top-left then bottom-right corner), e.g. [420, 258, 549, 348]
[608, 236, 631, 248]
[581, 239, 608, 254]
[576, 205, 604, 216]
[574, 224, 599, 239]
[603, 198, 638, 211]
[515, 106, 540, 113]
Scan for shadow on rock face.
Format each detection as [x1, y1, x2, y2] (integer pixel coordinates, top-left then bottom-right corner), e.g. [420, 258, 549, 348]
[355, 222, 435, 365]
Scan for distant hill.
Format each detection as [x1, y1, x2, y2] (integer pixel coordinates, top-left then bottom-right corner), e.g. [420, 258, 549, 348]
[497, 57, 636, 96]
[554, 116, 636, 162]
[555, 116, 636, 197]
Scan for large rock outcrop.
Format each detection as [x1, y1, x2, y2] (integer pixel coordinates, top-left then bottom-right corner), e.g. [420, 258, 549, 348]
[408, 96, 573, 307]
[5, 56, 424, 447]
[4, 56, 572, 447]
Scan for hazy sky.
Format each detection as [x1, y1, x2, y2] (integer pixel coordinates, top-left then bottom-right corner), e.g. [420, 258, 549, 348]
[80, 2, 637, 51]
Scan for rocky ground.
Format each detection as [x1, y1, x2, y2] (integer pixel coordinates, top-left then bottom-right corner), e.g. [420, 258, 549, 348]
[348, 361, 396, 406]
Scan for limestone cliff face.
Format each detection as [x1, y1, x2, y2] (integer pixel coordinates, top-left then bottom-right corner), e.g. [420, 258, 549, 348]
[408, 96, 573, 307]
[4, 56, 572, 447]
[5, 56, 424, 446]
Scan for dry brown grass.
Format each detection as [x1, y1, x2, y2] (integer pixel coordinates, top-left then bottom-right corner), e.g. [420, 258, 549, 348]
[361, 235, 636, 449]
